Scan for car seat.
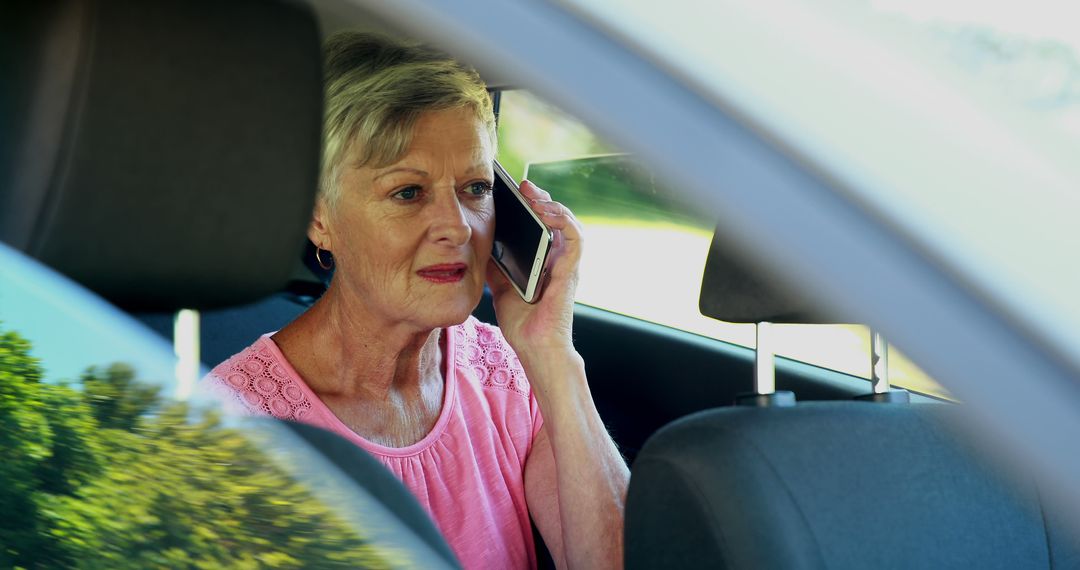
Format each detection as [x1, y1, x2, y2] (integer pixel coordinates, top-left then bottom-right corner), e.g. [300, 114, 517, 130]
[623, 228, 1080, 569]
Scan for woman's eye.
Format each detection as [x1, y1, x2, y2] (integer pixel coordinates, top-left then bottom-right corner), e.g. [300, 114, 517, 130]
[466, 181, 493, 197]
[392, 186, 421, 201]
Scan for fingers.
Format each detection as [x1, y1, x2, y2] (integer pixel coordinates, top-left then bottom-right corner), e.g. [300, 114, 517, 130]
[533, 200, 576, 228]
[519, 179, 551, 202]
[520, 180, 583, 243]
[518, 181, 584, 276]
[534, 202, 584, 256]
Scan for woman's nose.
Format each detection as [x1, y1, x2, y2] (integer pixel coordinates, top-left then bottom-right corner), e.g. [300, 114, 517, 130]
[429, 195, 472, 246]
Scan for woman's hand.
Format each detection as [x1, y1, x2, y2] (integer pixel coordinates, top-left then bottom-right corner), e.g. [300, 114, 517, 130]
[486, 180, 583, 360]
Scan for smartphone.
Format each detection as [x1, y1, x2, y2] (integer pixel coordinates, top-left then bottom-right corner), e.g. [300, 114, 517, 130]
[491, 160, 554, 303]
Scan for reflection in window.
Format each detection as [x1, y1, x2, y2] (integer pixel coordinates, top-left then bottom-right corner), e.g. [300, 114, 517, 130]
[0, 324, 408, 568]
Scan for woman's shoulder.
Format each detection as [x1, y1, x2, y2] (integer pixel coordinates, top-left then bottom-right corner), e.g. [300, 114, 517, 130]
[202, 335, 316, 421]
[450, 316, 532, 399]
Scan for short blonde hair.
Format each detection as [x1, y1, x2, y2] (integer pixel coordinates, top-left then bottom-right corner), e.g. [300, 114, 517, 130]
[320, 32, 497, 206]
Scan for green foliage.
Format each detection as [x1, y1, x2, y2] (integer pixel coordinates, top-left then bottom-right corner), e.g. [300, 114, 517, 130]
[0, 329, 52, 568]
[0, 325, 407, 568]
[33, 382, 103, 495]
[495, 89, 613, 184]
[526, 155, 713, 230]
[80, 363, 161, 432]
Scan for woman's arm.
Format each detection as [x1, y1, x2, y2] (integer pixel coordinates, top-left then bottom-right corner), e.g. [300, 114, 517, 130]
[487, 180, 629, 569]
[521, 352, 628, 570]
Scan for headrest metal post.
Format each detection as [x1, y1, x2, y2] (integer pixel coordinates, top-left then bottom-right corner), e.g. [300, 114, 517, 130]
[856, 329, 910, 403]
[755, 321, 776, 395]
[737, 321, 795, 407]
[871, 329, 890, 394]
[173, 309, 200, 401]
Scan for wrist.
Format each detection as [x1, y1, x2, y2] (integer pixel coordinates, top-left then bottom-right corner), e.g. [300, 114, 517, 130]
[518, 349, 589, 410]
[516, 345, 583, 375]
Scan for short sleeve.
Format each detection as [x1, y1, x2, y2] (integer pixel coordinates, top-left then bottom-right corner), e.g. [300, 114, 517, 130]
[201, 336, 316, 422]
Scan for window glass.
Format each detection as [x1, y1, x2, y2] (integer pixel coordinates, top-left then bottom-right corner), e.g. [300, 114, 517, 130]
[560, 0, 1080, 383]
[497, 90, 947, 398]
[0, 245, 435, 568]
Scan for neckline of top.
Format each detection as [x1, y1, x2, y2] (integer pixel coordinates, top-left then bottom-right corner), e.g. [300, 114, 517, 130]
[257, 325, 459, 458]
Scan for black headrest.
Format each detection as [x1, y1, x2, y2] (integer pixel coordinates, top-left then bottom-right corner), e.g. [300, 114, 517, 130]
[0, 0, 323, 311]
[699, 226, 846, 324]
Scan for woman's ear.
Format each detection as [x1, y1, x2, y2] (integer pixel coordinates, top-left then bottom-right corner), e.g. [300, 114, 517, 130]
[308, 198, 333, 251]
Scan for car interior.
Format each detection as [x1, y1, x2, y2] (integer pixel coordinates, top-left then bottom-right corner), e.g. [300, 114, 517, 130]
[4, 1, 462, 567]
[4, 0, 1079, 568]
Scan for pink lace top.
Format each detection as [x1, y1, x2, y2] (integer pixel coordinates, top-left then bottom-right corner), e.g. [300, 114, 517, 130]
[204, 316, 544, 569]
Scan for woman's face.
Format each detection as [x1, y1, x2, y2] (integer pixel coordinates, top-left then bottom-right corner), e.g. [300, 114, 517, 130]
[313, 107, 496, 331]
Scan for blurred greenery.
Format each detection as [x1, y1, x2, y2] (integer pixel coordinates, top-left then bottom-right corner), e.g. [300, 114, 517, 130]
[525, 155, 713, 230]
[496, 90, 713, 229]
[496, 90, 611, 184]
[0, 324, 404, 569]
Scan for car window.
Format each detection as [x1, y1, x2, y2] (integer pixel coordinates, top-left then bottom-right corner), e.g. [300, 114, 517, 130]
[0, 244, 449, 568]
[559, 0, 1080, 381]
[497, 89, 947, 398]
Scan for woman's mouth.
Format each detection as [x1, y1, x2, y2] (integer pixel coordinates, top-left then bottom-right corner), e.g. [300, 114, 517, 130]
[416, 263, 468, 284]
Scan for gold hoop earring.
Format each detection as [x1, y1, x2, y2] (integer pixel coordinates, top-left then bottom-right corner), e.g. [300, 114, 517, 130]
[315, 247, 333, 270]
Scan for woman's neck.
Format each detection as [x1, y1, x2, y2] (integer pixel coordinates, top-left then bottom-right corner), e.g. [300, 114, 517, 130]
[273, 283, 444, 401]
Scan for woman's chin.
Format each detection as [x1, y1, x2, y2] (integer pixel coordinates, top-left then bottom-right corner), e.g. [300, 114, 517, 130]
[398, 278, 484, 329]
[422, 293, 482, 328]
[423, 307, 475, 330]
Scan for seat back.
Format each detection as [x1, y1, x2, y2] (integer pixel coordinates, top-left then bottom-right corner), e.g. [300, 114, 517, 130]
[1, 0, 321, 311]
[625, 402, 1080, 569]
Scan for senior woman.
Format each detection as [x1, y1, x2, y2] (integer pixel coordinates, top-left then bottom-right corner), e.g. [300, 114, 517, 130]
[206, 32, 628, 569]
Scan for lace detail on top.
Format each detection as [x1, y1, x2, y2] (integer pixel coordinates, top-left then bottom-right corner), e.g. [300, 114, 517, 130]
[454, 320, 530, 398]
[207, 340, 313, 421]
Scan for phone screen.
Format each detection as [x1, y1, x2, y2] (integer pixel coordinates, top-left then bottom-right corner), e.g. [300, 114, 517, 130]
[492, 162, 552, 302]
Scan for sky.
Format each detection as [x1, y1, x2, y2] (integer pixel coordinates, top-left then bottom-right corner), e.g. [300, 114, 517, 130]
[0, 244, 180, 393]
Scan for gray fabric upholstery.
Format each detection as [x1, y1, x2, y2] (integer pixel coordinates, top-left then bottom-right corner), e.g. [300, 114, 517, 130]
[699, 228, 849, 324]
[137, 293, 312, 368]
[626, 403, 1080, 569]
[0, 0, 322, 310]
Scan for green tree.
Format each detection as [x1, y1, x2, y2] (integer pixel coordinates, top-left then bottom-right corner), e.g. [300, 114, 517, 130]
[34, 382, 103, 496]
[0, 327, 106, 567]
[1, 323, 412, 569]
[80, 363, 161, 432]
[46, 402, 402, 569]
[0, 328, 52, 568]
